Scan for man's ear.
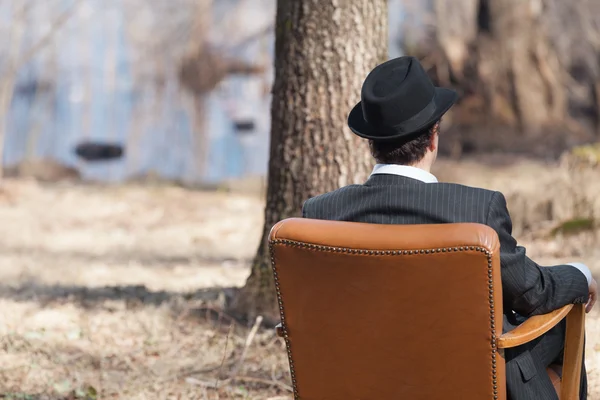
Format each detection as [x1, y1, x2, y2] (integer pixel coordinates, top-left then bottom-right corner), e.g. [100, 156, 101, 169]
[428, 127, 439, 151]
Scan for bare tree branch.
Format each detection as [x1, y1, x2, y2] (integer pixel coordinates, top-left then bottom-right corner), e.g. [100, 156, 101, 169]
[12, 0, 82, 73]
[228, 23, 273, 53]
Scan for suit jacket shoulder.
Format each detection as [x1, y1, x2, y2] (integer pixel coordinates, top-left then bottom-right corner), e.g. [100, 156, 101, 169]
[302, 184, 363, 218]
[303, 176, 497, 225]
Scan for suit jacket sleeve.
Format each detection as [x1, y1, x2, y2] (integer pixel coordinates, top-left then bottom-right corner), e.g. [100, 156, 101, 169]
[486, 191, 588, 317]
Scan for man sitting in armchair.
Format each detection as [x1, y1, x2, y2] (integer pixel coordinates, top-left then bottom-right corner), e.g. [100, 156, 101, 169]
[301, 56, 597, 400]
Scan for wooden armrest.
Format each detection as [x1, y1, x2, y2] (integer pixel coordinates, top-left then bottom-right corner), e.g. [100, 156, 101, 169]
[560, 304, 585, 400]
[497, 304, 574, 349]
[275, 323, 284, 337]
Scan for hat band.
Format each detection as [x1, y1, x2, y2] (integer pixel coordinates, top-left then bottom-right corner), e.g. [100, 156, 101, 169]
[366, 96, 437, 137]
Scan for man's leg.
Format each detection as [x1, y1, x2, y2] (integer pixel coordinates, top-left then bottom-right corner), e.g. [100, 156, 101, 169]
[505, 319, 563, 400]
[505, 319, 587, 400]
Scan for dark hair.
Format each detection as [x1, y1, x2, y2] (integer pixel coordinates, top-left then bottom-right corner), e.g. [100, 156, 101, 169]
[369, 121, 440, 165]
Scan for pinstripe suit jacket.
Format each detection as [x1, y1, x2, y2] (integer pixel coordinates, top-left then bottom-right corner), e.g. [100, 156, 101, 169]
[302, 173, 589, 333]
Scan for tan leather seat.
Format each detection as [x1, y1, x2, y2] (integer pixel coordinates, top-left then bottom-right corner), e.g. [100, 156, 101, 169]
[270, 218, 585, 400]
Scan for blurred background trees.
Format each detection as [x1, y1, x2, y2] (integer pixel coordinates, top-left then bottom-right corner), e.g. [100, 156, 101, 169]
[3, 0, 599, 186]
[1, 0, 273, 183]
[401, 0, 600, 157]
[0, 1, 81, 180]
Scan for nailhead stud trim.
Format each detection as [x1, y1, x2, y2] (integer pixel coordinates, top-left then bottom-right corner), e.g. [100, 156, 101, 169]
[269, 239, 497, 399]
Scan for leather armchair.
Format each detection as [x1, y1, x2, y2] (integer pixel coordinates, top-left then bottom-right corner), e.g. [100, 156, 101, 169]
[269, 218, 585, 400]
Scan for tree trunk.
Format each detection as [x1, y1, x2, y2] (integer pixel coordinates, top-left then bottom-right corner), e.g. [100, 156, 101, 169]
[409, 0, 600, 156]
[0, 76, 17, 181]
[438, 0, 566, 128]
[0, 3, 27, 182]
[191, 95, 208, 181]
[229, 0, 388, 323]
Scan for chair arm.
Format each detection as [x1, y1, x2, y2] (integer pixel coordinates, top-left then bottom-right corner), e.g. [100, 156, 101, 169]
[275, 323, 284, 337]
[560, 304, 586, 400]
[496, 304, 574, 349]
[496, 303, 586, 399]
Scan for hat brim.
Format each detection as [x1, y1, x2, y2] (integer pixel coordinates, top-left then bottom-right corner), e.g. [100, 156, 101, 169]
[347, 87, 458, 141]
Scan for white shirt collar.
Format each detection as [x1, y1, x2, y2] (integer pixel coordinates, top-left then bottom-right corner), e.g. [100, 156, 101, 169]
[369, 164, 438, 183]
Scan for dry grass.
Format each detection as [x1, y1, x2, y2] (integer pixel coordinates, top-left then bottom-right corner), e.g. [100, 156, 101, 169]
[0, 299, 292, 399]
[0, 157, 598, 398]
[0, 179, 291, 399]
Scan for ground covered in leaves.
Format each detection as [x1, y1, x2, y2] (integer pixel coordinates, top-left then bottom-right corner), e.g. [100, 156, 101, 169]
[0, 180, 289, 399]
[0, 156, 598, 399]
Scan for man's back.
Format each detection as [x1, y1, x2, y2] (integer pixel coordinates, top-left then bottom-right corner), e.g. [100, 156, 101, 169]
[303, 174, 492, 225]
[302, 173, 589, 334]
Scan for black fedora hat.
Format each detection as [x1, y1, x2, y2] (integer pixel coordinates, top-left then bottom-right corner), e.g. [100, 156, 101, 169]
[348, 56, 458, 141]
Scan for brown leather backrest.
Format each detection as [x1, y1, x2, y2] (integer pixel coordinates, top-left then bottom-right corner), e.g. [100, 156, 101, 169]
[270, 218, 506, 400]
